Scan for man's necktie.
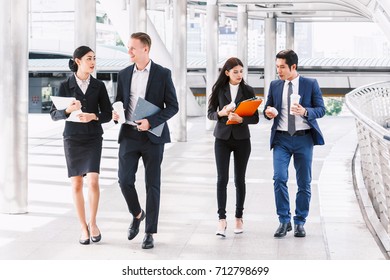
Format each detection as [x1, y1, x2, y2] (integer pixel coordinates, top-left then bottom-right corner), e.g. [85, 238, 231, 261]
[287, 82, 296, 136]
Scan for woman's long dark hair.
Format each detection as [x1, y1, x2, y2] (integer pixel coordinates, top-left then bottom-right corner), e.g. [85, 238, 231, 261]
[208, 57, 245, 108]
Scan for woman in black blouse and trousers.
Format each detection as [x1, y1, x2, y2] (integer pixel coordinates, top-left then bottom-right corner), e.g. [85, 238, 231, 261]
[50, 46, 112, 245]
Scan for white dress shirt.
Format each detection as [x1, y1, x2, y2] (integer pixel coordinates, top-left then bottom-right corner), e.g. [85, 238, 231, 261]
[276, 75, 310, 132]
[126, 60, 151, 124]
[229, 82, 239, 103]
[74, 74, 90, 94]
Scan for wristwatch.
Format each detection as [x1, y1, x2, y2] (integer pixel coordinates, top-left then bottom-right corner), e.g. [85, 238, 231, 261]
[95, 115, 99, 121]
[304, 109, 308, 117]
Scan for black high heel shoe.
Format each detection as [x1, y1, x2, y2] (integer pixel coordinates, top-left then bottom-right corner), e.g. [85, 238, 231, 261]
[79, 228, 90, 245]
[89, 224, 102, 243]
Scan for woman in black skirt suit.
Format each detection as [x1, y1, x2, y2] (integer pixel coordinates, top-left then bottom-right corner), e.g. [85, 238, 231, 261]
[50, 46, 112, 245]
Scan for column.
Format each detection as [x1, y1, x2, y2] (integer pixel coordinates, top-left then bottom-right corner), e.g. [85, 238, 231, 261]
[0, 0, 29, 213]
[129, 0, 147, 35]
[74, 0, 96, 51]
[264, 15, 277, 101]
[237, 5, 248, 80]
[206, 0, 219, 130]
[286, 22, 295, 50]
[172, 0, 187, 141]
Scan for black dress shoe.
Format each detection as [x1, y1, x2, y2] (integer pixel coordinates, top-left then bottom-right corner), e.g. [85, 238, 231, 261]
[294, 224, 306, 237]
[89, 224, 102, 243]
[91, 232, 102, 243]
[142, 233, 154, 249]
[79, 228, 90, 245]
[128, 210, 145, 240]
[79, 237, 90, 245]
[273, 222, 292, 238]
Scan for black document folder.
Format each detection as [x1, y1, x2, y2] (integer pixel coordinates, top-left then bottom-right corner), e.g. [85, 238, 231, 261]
[131, 97, 165, 137]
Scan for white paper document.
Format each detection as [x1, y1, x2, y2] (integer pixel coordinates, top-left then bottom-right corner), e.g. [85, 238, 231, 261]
[67, 110, 83, 122]
[50, 96, 75, 110]
[50, 96, 81, 122]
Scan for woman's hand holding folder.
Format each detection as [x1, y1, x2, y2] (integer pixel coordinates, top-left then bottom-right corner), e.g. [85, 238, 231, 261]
[226, 98, 262, 125]
[227, 112, 243, 124]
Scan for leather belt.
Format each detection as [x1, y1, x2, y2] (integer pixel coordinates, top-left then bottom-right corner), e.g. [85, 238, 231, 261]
[124, 124, 138, 131]
[276, 130, 311, 137]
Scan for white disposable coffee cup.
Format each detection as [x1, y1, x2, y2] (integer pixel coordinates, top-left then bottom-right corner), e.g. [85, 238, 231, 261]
[112, 101, 126, 124]
[270, 107, 278, 116]
[290, 93, 301, 115]
[226, 101, 236, 111]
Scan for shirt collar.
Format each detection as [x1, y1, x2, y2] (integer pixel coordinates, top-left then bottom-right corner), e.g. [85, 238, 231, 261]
[285, 75, 300, 87]
[74, 73, 91, 85]
[133, 60, 151, 73]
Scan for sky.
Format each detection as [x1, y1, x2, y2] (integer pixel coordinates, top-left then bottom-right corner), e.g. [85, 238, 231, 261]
[312, 22, 388, 57]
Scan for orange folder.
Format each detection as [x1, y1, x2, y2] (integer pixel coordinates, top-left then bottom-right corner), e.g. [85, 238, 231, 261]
[226, 98, 262, 125]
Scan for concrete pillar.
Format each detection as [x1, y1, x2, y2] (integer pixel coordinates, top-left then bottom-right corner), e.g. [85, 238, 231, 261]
[172, 0, 187, 141]
[129, 0, 147, 34]
[0, 0, 29, 213]
[264, 15, 277, 101]
[286, 22, 295, 50]
[74, 0, 96, 51]
[206, 0, 219, 130]
[237, 5, 248, 81]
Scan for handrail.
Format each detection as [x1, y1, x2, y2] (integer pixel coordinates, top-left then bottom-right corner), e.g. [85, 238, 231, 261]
[346, 81, 390, 235]
[346, 81, 390, 140]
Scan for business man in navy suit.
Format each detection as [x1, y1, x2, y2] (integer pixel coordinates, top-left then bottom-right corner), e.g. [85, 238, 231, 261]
[113, 32, 178, 249]
[264, 49, 325, 238]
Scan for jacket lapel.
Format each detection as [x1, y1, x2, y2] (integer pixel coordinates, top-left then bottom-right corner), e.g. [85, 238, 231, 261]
[275, 80, 284, 111]
[235, 86, 243, 103]
[69, 75, 83, 97]
[298, 76, 307, 100]
[145, 61, 155, 100]
[124, 65, 135, 108]
[223, 86, 231, 103]
[84, 76, 99, 96]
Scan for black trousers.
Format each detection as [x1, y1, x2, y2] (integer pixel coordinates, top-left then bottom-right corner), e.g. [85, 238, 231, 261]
[118, 128, 164, 234]
[214, 136, 251, 220]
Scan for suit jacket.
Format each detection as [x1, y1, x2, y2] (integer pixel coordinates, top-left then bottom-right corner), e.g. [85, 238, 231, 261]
[115, 61, 179, 144]
[264, 76, 325, 149]
[50, 75, 112, 137]
[208, 83, 259, 140]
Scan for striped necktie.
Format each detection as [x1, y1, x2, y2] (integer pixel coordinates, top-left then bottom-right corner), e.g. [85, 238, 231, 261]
[287, 82, 296, 136]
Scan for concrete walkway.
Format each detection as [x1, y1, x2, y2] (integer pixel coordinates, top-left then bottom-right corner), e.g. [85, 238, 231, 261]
[0, 113, 386, 260]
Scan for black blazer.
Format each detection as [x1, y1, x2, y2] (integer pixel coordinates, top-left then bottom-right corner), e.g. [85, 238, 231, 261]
[50, 75, 112, 137]
[207, 83, 259, 140]
[115, 61, 179, 144]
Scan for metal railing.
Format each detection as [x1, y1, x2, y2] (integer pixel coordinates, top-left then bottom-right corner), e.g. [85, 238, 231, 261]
[346, 81, 390, 235]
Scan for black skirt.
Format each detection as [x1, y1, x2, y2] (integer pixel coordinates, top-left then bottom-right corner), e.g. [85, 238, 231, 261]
[63, 135, 103, 177]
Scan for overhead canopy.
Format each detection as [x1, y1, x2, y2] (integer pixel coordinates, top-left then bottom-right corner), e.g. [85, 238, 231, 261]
[148, 0, 390, 39]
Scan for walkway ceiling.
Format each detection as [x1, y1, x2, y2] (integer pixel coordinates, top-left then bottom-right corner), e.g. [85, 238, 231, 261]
[151, 1, 389, 24]
[217, 0, 373, 21]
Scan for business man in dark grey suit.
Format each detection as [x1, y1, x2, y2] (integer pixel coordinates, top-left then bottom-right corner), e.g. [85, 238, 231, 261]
[264, 49, 325, 238]
[113, 32, 178, 249]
